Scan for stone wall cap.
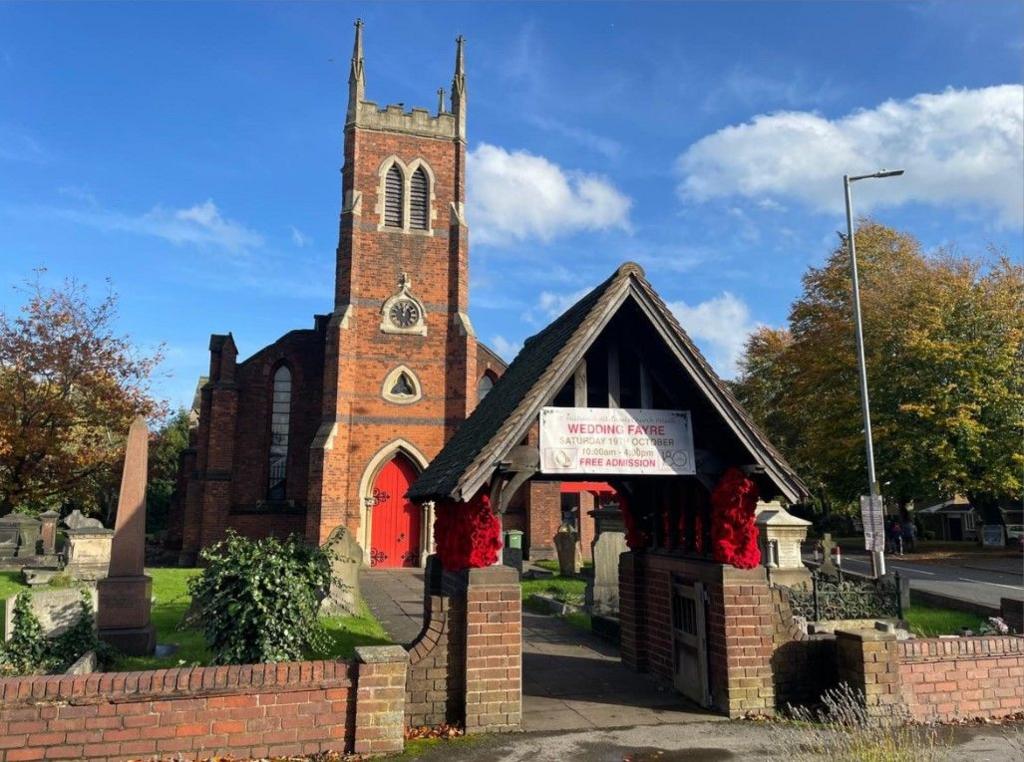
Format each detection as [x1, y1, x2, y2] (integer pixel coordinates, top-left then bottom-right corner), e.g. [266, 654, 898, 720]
[835, 628, 897, 642]
[466, 565, 520, 585]
[355, 645, 410, 664]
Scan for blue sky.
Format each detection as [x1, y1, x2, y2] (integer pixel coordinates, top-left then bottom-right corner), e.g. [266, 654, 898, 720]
[2, 1, 1022, 410]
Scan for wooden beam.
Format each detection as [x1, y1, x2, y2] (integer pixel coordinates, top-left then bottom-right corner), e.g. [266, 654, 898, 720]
[574, 359, 588, 407]
[639, 363, 653, 409]
[607, 344, 620, 408]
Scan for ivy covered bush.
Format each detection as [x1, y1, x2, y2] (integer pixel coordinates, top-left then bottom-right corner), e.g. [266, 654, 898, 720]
[0, 591, 107, 676]
[188, 531, 333, 665]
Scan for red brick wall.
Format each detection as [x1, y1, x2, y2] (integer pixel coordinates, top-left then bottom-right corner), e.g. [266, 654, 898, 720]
[896, 635, 1024, 721]
[0, 650, 408, 762]
[525, 482, 561, 560]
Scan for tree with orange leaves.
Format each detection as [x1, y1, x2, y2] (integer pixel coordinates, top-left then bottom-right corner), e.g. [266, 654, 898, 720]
[0, 272, 165, 517]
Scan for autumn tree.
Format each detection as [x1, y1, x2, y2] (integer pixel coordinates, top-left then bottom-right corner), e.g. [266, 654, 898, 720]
[0, 272, 165, 516]
[733, 221, 1023, 509]
[146, 408, 191, 533]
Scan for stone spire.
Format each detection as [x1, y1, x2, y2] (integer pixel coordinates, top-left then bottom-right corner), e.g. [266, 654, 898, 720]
[451, 35, 466, 141]
[347, 18, 365, 125]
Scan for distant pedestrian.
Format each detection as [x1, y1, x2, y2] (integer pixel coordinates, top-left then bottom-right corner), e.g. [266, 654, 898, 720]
[902, 519, 917, 553]
[889, 520, 904, 555]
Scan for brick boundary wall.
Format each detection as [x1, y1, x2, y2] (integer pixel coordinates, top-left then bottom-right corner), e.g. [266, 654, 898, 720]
[896, 635, 1024, 721]
[0, 648, 407, 762]
[405, 556, 457, 727]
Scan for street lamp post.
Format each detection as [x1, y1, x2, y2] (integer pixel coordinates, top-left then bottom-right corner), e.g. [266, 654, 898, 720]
[843, 169, 904, 579]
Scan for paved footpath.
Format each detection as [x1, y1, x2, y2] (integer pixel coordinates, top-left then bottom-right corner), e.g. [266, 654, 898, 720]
[361, 568, 714, 732]
[400, 720, 1023, 761]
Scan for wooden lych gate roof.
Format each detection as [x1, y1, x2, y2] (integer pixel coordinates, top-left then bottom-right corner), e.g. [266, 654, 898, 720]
[408, 262, 810, 505]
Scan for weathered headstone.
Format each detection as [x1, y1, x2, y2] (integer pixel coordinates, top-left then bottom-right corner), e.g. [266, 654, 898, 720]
[3, 588, 98, 641]
[97, 417, 155, 655]
[319, 525, 363, 616]
[38, 510, 59, 558]
[819, 533, 838, 576]
[63, 510, 113, 581]
[755, 500, 812, 588]
[587, 530, 628, 616]
[0, 514, 41, 558]
[554, 525, 581, 576]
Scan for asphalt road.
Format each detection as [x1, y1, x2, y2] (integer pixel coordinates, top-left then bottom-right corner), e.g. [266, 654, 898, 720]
[830, 553, 1023, 608]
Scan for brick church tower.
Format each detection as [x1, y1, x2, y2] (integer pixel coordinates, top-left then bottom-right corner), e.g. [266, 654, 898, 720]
[171, 23, 505, 567]
[306, 22, 477, 564]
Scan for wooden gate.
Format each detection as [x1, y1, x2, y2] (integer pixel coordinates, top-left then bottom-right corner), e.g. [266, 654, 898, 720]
[369, 455, 421, 568]
[670, 577, 709, 706]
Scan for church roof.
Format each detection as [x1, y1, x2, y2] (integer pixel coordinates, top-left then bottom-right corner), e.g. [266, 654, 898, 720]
[408, 262, 809, 504]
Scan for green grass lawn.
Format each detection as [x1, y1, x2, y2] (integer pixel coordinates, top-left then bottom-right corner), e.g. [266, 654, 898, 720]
[904, 604, 987, 637]
[520, 574, 586, 605]
[0, 571, 29, 603]
[113, 567, 393, 670]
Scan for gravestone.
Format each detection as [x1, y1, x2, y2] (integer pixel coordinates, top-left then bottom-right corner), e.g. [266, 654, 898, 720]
[64, 510, 113, 581]
[755, 500, 812, 588]
[587, 530, 628, 616]
[3, 587, 98, 641]
[319, 525, 363, 616]
[554, 525, 581, 576]
[38, 510, 59, 559]
[97, 417, 156, 655]
[0, 514, 41, 558]
[819, 533, 839, 576]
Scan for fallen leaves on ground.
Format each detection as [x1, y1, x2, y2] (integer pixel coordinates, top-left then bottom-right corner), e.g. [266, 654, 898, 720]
[405, 722, 465, 740]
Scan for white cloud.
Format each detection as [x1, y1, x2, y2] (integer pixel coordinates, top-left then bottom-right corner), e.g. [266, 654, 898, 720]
[290, 225, 311, 247]
[468, 143, 631, 245]
[58, 198, 263, 252]
[489, 335, 522, 362]
[678, 85, 1024, 227]
[522, 286, 593, 325]
[667, 292, 759, 378]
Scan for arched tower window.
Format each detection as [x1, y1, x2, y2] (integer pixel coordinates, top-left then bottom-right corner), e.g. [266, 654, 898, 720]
[384, 164, 404, 228]
[268, 365, 292, 500]
[410, 167, 429, 230]
[477, 373, 495, 402]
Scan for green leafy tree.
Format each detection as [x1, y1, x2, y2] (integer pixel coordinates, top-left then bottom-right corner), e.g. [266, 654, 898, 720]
[188, 531, 333, 665]
[146, 408, 191, 533]
[733, 221, 1023, 508]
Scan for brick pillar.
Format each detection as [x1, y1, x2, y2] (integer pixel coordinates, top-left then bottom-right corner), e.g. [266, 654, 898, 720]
[354, 645, 410, 756]
[619, 551, 647, 672]
[712, 568, 777, 717]
[525, 481, 560, 561]
[835, 629, 901, 719]
[441, 564, 521, 733]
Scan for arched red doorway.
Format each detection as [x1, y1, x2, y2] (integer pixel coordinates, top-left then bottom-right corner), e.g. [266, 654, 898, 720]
[369, 454, 422, 567]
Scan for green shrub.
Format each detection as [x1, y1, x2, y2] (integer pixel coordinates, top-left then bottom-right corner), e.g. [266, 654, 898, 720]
[51, 591, 111, 669]
[0, 594, 48, 675]
[188, 531, 332, 665]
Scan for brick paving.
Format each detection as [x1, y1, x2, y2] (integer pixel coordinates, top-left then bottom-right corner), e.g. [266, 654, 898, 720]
[360, 567, 717, 732]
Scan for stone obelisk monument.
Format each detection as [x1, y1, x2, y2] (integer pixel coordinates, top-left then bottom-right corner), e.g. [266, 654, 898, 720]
[97, 416, 156, 655]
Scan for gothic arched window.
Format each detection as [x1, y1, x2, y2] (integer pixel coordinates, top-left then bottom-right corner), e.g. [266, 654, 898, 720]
[267, 365, 292, 500]
[410, 167, 429, 230]
[478, 373, 495, 402]
[384, 164, 404, 228]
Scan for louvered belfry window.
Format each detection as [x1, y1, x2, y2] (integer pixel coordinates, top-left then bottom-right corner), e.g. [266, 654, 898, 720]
[410, 167, 429, 230]
[267, 365, 291, 501]
[384, 164, 404, 228]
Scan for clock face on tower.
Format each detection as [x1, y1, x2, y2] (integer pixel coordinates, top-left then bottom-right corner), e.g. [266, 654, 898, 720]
[389, 299, 420, 329]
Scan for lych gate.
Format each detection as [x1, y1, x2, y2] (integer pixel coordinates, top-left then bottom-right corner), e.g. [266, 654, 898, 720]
[403, 262, 811, 731]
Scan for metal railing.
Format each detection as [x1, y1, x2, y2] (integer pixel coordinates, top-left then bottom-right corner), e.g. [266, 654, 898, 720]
[785, 569, 903, 622]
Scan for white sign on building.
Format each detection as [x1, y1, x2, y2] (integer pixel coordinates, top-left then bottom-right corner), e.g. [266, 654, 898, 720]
[539, 407, 695, 476]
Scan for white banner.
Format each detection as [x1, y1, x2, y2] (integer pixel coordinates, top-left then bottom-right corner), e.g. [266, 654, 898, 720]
[539, 407, 695, 476]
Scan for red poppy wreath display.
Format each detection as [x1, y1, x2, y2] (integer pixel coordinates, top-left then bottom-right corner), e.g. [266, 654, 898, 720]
[434, 491, 502, 570]
[710, 467, 761, 569]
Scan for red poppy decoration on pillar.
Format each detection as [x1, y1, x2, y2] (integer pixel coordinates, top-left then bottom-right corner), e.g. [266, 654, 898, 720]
[433, 491, 502, 570]
[710, 467, 761, 569]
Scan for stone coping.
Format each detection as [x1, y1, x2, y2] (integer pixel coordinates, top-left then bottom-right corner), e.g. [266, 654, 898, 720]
[897, 634, 1023, 660]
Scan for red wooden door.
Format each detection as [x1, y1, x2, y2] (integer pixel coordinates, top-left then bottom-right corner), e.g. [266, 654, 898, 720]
[369, 455, 421, 567]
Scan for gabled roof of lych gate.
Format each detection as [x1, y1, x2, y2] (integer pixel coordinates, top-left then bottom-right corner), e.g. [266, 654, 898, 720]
[408, 262, 810, 504]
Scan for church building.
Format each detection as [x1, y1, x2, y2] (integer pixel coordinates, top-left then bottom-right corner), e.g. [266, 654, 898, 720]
[167, 23, 574, 567]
